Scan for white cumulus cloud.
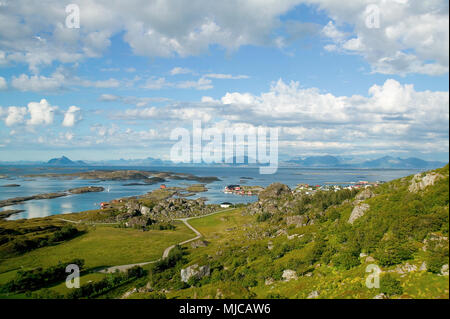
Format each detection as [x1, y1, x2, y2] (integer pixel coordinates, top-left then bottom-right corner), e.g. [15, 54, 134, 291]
[27, 99, 58, 126]
[62, 105, 82, 127]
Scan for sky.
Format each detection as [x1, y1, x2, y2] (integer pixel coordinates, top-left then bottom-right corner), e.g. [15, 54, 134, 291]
[0, 0, 448, 162]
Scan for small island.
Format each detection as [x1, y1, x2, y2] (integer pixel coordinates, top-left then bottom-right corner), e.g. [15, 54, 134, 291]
[0, 186, 105, 208]
[0, 209, 25, 220]
[24, 169, 220, 184]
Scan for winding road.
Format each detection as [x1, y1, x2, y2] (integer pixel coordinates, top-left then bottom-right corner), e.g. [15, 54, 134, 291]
[92, 208, 235, 273]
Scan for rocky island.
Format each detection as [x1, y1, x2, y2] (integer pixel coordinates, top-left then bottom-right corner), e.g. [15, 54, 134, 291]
[23, 169, 220, 184]
[0, 186, 105, 208]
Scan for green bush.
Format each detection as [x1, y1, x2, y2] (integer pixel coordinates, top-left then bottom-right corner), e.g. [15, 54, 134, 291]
[66, 266, 146, 299]
[144, 292, 167, 299]
[152, 245, 187, 273]
[380, 274, 403, 296]
[374, 240, 414, 266]
[1, 259, 85, 293]
[332, 250, 360, 270]
[256, 212, 271, 222]
[425, 241, 449, 274]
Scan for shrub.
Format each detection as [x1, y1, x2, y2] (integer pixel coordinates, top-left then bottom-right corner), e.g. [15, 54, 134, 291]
[144, 292, 167, 299]
[380, 274, 403, 296]
[426, 241, 449, 274]
[50, 225, 80, 243]
[332, 250, 360, 270]
[152, 245, 187, 273]
[1, 259, 85, 293]
[374, 240, 414, 266]
[256, 212, 271, 222]
[66, 266, 146, 299]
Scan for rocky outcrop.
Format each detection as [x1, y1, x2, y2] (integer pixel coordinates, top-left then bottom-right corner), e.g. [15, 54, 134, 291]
[125, 216, 154, 228]
[265, 278, 275, 286]
[0, 209, 25, 220]
[0, 192, 66, 208]
[441, 264, 449, 276]
[67, 186, 104, 194]
[181, 264, 210, 283]
[419, 262, 427, 271]
[355, 189, 375, 201]
[286, 215, 309, 228]
[148, 198, 215, 221]
[115, 197, 215, 222]
[258, 183, 291, 201]
[348, 203, 370, 224]
[125, 201, 142, 216]
[140, 205, 151, 215]
[282, 269, 298, 282]
[190, 239, 208, 249]
[409, 172, 444, 192]
[307, 290, 320, 299]
[390, 263, 417, 274]
[422, 234, 448, 251]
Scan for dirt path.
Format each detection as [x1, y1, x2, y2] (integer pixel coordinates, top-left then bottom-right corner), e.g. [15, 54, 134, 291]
[98, 208, 235, 273]
[55, 218, 119, 225]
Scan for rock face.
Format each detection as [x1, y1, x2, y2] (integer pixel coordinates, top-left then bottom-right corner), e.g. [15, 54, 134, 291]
[258, 183, 291, 201]
[348, 203, 370, 224]
[265, 278, 275, 286]
[180, 264, 210, 283]
[419, 262, 427, 271]
[282, 269, 298, 282]
[148, 198, 215, 221]
[441, 264, 449, 276]
[125, 216, 153, 228]
[409, 172, 444, 192]
[247, 183, 300, 217]
[67, 186, 104, 194]
[115, 197, 216, 222]
[125, 201, 142, 216]
[307, 290, 320, 299]
[190, 239, 208, 249]
[286, 215, 309, 228]
[391, 263, 417, 274]
[355, 189, 375, 201]
[140, 205, 151, 215]
[422, 234, 448, 251]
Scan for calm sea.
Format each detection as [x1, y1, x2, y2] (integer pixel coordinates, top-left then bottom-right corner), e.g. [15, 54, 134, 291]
[0, 165, 423, 220]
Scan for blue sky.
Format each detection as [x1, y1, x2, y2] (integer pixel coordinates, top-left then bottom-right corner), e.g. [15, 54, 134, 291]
[0, 0, 448, 162]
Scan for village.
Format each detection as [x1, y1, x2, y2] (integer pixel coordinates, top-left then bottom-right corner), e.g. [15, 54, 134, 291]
[224, 180, 385, 197]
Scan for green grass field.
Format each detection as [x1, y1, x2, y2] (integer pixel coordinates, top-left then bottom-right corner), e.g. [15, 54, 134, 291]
[0, 220, 194, 285]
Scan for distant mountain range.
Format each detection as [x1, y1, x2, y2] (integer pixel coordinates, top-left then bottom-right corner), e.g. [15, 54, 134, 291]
[287, 155, 445, 169]
[0, 155, 446, 169]
[46, 156, 87, 166]
[359, 156, 445, 169]
[91, 157, 173, 166]
[287, 155, 340, 167]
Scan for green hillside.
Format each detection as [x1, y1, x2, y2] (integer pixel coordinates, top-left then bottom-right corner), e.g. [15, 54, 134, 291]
[0, 165, 448, 299]
[138, 165, 449, 299]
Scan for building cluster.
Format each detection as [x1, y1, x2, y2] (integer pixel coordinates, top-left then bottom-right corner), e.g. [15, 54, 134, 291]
[223, 185, 255, 196]
[294, 181, 384, 195]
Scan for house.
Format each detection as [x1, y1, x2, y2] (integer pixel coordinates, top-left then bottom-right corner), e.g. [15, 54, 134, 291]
[100, 202, 108, 209]
[160, 184, 167, 189]
[220, 202, 233, 208]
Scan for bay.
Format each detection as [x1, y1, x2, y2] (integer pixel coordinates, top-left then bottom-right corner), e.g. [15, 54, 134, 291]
[0, 165, 423, 220]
